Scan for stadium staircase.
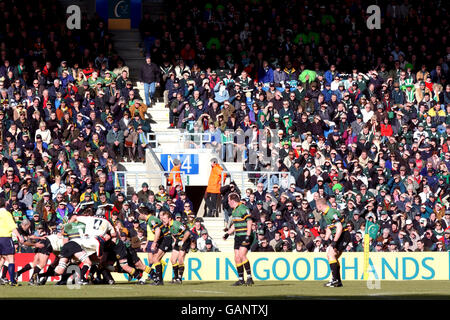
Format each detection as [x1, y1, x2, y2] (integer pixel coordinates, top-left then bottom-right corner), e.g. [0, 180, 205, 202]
[111, 29, 144, 82]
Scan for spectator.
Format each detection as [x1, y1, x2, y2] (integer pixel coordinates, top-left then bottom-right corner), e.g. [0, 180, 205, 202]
[140, 55, 161, 106]
[205, 158, 226, 217]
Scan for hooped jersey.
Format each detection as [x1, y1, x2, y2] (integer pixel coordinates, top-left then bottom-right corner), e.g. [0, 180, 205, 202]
[231, 203, 252, 237]
[322, 206, 345, 235]
[63, 222, 86, 240]
[146, 215, 162, 233]
[170, 220, 189, 241]
[160, 219, 173, 238]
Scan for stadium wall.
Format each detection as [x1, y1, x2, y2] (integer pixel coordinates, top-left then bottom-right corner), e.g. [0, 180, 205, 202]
[13, 252, 450, 282]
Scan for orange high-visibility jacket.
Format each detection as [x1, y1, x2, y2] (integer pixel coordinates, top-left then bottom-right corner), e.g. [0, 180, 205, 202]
[168, 164, 183, 188]
[206, 164, 226, 194]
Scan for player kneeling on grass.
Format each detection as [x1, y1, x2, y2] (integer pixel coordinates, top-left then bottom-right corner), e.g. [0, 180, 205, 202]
[170, 214, 191, 284]
[316, 198, 350, 288]
[223, 192, 254, 286]
[109, 228, 152, 284]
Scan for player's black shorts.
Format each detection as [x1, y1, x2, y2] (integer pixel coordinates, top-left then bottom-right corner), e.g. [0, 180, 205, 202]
[335, 230, 351, 252]
[34, 238, 53, 256]
[173, 239, 190, 253]
[157, 236, 173, 253]
[107, 240, 128, 261]
[234, 235, 252, 250]
[126, 247, 140, 265]
[60, 241, 83, 259]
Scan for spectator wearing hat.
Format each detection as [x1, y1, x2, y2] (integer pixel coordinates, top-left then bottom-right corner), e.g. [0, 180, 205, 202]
[129, 99, 148, 121]
[197, 229, 217, 251]
[17, 183, 33, 211]
[137, 183, 151, 203]
[174, 190, 193, 214]
[106, 122, 124, 162]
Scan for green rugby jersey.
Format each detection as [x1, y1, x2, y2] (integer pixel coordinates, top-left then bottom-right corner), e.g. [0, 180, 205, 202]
[232, 203, 252, 236]
[170, 220, 188, 241]
[146, 215, 162, 233]
[160, 220, 172, 237]
[63, 221, 86, 240]
[322, 206, 345, 235]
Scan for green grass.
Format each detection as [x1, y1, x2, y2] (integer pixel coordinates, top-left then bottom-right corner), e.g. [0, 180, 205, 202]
[1, 281, 450, 299]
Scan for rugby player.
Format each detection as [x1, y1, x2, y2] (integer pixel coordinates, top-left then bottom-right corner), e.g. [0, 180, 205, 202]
[316, 198, 350, 287]
[138, 207, 163, 283]
[36, 225, 65, 285]
[14, 223, 56, 285]
[111, 229, 152, 284]
[149, 210, 173, 285]
[54, 219, 92, 285]
[68, 207, 117, 283]
[223, 193, 254, 286]
[169, 215, 191, 284]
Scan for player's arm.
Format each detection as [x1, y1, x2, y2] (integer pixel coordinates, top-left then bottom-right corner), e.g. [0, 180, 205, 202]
[181, 230, 191, 244]
[223, 224, 235, 240]
[324, 227, 332, 242]
[177, 229, 191, 247]
[107, 220, 116, 239]
[12, 228, 24, 244]
[242, 217, 253, 245]
[246, 217, 252, 237]
[151, 226, 161, 250]
[330, 222, 343, 248]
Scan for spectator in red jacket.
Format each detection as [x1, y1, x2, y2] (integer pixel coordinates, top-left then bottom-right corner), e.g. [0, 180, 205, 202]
[380, 117, 394, 139]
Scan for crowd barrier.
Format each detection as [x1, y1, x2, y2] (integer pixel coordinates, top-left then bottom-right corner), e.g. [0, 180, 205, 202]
[12, 252, 450, 282]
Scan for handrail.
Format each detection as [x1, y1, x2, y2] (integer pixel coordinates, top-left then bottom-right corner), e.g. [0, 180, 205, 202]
[147, 131, 212, 149]
[221, 170, 293, 193]
[114, 170, 187, 196]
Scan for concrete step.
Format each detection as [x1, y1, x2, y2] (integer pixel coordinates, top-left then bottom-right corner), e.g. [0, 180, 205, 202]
[118, 52, 144, 59]
[111, 31, 141, 39]
[203, 217, 234, 252]
[119, 161, 146, 172]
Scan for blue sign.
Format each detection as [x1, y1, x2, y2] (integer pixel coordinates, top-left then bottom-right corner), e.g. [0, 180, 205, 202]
[160, 154, 199, 175]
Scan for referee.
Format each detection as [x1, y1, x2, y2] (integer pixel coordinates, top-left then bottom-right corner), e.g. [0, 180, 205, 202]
[0, 198, 24, 286]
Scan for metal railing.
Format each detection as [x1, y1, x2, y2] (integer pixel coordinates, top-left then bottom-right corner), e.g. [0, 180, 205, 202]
[114, 170, 187, 196]
[220, 170, 293, 193]
[147, 131, 212, 149]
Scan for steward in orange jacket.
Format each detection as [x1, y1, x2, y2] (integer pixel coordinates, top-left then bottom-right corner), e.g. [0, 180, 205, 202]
[206, 159, 226, 194]
[205, 158, 226, 217]
[168, 158, 183, 189]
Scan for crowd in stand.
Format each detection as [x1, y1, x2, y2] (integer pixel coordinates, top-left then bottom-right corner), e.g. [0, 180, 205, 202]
[0, 0, 163, 254]
[137, 0, 450, 252]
